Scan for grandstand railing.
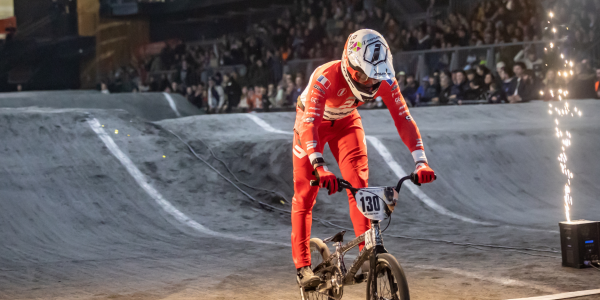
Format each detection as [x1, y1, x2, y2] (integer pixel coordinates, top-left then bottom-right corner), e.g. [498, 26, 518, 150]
[284, 58, 329, 81]
[147, 64, 245, 84]
[393, 39, 566, 79]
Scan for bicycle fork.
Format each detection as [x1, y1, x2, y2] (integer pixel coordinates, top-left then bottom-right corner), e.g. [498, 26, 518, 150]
[369, 220, 386, 300]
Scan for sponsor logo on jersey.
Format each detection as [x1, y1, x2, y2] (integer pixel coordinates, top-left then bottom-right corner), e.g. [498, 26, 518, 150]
[325, 109, 355, 116]
[316, 75, 331, 89]
[309, 107, 321, 111]
[310, 97, 320, 104]
[391, 84, 398, 91]
[337, 88, 347, 96]
[293, 145, 307, 159]
[395, 97, 402, 103]
[306, 112, 321, 116]
[313, 84, 325, 94]
[311, 90, 324, 97]
[304, 117, 315, 123]
[306, 140, 317, 150]
[405, 115, 413, 121]
[399, 104, 407, 116]
[324, 111, 353, 120]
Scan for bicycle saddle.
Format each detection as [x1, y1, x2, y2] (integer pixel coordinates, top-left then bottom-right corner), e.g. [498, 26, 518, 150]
[323, 230, 346, 243]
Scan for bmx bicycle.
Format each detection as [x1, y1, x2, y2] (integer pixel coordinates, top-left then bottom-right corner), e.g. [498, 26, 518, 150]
[299, 173, 429, 300]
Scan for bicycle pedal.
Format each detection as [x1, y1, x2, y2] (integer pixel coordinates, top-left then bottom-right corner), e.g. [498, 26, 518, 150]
[354, 272, 367, 283]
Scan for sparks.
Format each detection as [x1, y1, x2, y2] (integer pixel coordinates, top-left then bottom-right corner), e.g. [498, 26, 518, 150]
[545, 11, 580, 222]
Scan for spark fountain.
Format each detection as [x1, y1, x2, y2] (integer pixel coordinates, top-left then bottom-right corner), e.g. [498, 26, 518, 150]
[544, 10, 600, 269]
[543, 10, 583, 223]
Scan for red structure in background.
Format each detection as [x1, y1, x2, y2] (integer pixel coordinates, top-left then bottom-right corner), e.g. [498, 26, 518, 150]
[0, 16, 16, 38]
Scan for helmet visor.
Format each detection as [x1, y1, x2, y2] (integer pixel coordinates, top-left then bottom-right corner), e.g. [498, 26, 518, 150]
[347, 60, 381, 87]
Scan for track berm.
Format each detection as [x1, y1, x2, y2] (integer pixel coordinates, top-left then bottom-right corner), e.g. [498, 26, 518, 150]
[1, 91, 599, 299]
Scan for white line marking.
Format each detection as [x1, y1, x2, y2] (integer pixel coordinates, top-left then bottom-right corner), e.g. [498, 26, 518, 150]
[365, 136, 492, 225]
[244, 114, 560, 232]
[245, 114, 489, 225]
[163, 92, 181, 117]
[87, 118, 286, 247]
[414, 265, 558, 294]
[87, 115, 566, 297]
[505, 289, 600, 300]
[245, 114, 293, 135]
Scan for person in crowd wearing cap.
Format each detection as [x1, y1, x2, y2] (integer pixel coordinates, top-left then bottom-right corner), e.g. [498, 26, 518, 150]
[495, 61, 507, 87]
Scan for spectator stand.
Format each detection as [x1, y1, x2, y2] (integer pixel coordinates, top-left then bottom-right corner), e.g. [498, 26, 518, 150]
[394, 39, 564, 81]
[285, 58, 329, 83]
[94, 0, 600, 112]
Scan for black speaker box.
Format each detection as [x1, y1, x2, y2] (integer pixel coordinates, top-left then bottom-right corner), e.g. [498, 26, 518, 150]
[559, 220, 600, 268]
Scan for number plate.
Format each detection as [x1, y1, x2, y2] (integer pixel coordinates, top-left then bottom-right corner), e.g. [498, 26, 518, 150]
[364, 228, 376, 250]
[355, 188, 387, 220]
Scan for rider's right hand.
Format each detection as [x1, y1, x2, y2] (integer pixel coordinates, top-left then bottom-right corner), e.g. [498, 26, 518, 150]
[314, 166, 338, 195]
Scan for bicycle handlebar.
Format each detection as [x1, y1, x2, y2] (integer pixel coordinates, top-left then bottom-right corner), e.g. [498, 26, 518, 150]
[310, 173, 437, 192]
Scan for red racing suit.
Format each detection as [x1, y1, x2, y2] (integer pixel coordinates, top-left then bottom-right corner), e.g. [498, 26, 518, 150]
[291, 60, 427, 269]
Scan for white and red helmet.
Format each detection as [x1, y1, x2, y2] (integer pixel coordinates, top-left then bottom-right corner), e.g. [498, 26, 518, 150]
[342, 29, 395, 102]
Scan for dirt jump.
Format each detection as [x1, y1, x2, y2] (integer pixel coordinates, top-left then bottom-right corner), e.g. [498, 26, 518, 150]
[1, 92, 599, 299]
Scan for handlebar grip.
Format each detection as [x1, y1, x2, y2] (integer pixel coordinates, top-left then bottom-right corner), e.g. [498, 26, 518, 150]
[410, 173, 437, 186]
[410, 173, 421, 186]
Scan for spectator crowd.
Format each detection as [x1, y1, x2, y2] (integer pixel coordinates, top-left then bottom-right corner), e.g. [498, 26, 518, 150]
[97, 0, 600, 112]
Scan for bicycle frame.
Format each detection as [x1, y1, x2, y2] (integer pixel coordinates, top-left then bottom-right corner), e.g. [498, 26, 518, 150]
[312, 174, 418, 298]
[314, 219, 387, 287]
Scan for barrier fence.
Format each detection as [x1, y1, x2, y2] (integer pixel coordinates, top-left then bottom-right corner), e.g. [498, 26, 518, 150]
[393, 40, 564, 80]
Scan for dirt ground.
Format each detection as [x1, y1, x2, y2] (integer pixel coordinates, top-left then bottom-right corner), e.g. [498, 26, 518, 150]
[1, 99, 600, 300]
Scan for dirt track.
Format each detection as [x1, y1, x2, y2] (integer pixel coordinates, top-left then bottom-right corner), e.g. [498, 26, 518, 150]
[1, 96, 600, 300]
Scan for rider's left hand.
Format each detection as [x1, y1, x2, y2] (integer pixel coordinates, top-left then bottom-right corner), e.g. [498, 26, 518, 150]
[415, 162, 436, 184]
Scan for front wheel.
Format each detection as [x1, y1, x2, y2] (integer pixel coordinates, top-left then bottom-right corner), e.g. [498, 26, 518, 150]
[366, 253, 410, 300]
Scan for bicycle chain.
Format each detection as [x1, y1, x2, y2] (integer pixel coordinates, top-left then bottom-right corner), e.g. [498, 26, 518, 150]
[305, 267, 344, 300]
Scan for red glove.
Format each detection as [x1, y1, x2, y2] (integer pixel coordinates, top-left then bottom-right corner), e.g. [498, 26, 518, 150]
[315, 166, 338, 195]
[415, 162, 436, 184]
